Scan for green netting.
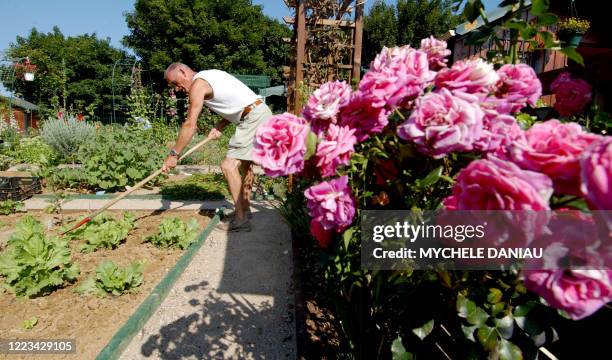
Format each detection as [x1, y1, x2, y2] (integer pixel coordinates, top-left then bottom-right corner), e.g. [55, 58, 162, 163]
[232, 74, 271, 89]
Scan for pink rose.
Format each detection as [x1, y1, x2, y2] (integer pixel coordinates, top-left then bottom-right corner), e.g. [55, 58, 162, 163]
[303, 80, 352, 134]
[435, 59, 499, 95]
[253, 113, 309, 177]
[338, 91, 390, 141]
[524, 269, 612, 320]
[397, 88, 484, 158]
[304, 175, 355, 232]
[315, 124, 357, 177]
[486, 64, 542, 114]
[310, 220, 332, 248]
[508, 120, 602, 195]
[551, 72, 592, 116]
[419, 36, 451, 70]
[581, 137, 612, 210]
[443, 157, 553, 210]
[359, 46, 434, 109]
[474, 111, 523, 155]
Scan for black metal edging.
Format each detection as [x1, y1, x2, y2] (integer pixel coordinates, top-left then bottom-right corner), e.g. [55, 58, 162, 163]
[95, 212, 221, 360]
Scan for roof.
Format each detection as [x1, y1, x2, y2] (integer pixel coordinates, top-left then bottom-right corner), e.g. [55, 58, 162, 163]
[0, 95, 38, 111]
[454, 0, 532, 36]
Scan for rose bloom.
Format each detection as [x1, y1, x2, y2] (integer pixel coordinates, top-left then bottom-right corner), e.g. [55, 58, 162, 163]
[397, 88, 484, 158]
[524, 269, 612, 320]
[419, 36, 451, 70]
[581, 137, 612, 210]
[310, 220, 332, 248]
[508, 120, 602, 195]
[252, 113, 309, 177]
[359, 46, 434, 109]
[338, 91, 390, 141]
[304, 175, 355, 232]
[474, 111, 523, 155]
[434, 59, 499, 95]
[550, 72, 592, 116]
[443, 157, 553, 210]
[487, 64, 542, 114]
[315, 124, 357, 177]
[303, 80, 352, 134]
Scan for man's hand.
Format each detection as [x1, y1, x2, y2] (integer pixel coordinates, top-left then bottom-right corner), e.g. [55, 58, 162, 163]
[208, 128, 223, 140]
[162, 155, 178, 173]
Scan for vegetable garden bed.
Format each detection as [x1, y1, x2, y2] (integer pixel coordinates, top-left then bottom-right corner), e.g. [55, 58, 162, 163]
[0, 209, 211, 360]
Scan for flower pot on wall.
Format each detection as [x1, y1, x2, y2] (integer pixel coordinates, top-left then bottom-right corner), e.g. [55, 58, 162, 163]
[557, 31, 583, 48]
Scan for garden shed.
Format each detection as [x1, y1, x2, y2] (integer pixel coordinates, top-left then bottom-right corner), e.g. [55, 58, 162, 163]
[0, 95, 40, 132]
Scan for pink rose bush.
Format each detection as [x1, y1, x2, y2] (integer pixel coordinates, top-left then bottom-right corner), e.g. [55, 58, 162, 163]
[581, 137, 612, 210]
[252, 113, 309, 177]
[397, 88, 484, 158]
[551, 72, 592, 116]
[303, 80, 352, 134]
[435, 59, 499, 96]
[338, 92, 390, 141]
[508, 120, 602, 195]
[524, 269, 612, 320]
[304, 176, 355, 245]
[474, 112, 523, 155]
[443, 157, 553, 211]
[359, 46, 434, 109]
[487, 64, 542, 114]
[315, 124, 357, 177]
[419, 36, 451, 70]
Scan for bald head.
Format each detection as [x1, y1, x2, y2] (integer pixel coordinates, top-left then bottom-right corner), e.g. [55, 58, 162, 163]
[164, 62, 192, 78]
[164, 62, 196, 93]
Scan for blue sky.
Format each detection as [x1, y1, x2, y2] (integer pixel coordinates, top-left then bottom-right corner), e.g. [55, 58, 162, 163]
[1, 0, 501, 55]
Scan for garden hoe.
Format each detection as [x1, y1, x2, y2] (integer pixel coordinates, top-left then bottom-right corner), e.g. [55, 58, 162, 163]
[61, 134, 215, 235]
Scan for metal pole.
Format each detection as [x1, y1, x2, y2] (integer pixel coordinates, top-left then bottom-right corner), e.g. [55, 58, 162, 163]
[111, 59, 120, 124]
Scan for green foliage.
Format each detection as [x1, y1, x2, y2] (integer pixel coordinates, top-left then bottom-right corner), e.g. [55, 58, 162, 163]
[363, 1, 398, 66]
[10, 137, 57, 166]
[78, 125, 166, 191]
[3, 27, 133, 118]
[183, 126, 233, 166]
[0, 153, 13, 170]
[160, 173, 228, 200]
[66, 212, 135, 253]
[47, 167, 87, 190]
[22, 316, 38, 330]
[0, 216, 79, 297]
[123, 0, 291, 86]
[145, 217, 200, 249]
[0, 199, 24, 215]
[39, 116, 96, 163]
[76, 260, 144, 297]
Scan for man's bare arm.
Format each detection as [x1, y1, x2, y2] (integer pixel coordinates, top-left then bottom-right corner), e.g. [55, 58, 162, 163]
[172, 79, 210, 153]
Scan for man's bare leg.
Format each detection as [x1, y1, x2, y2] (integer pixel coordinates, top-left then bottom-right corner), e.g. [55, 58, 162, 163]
[240, 160, 254, 214]
[220, 157, 246, 222]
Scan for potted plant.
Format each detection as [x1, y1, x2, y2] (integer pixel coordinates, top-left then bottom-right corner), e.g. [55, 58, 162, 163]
[557, 17, 590, 47]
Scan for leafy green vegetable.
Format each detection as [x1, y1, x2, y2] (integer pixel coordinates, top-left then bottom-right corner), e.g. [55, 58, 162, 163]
[0, 199, 24, 215]
[66, 212, 135, 253]
[0, 216, 79, 297]
[145, 217, 200, 249]
[76, 260, 144, 297]
[23, 316, 38, 329]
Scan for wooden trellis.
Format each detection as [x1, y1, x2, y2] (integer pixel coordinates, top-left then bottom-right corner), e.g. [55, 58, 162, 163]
[284, 0, 364, 114]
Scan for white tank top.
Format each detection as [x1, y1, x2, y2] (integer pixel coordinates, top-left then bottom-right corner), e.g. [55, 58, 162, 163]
[192, 70, 260, 124]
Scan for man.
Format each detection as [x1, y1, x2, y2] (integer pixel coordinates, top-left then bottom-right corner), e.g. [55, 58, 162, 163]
[161, 63, 272, 231]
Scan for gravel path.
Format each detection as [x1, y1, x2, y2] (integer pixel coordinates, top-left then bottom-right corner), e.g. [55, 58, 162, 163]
[119, 204, 296, 360]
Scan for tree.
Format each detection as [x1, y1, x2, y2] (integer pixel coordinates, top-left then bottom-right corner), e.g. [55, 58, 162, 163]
[363, 0, 462, 66]
[363, 1, 398, 66]
[2, 27, 132, 119]
[123, 0, 291, 87]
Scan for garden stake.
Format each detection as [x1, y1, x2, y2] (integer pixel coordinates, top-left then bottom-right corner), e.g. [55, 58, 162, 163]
[61, 135, 215, 235]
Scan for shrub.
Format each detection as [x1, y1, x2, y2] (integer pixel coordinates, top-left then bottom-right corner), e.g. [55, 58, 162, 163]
[40, 116, 96, 162]
[0, 216, 79, 297]
[0, 153, 12, 170]
[78, 125, 166, 191]
[47, 167, 87, 190]
[160, 173, 228, 200]
[10, 136, 57, 165]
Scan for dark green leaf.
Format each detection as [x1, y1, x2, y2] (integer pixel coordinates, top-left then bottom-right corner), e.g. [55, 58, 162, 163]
[531, 0, 549, 16]
[465, 29, 492, 46]
[462, 324, 477, 342]
[477, 326, 498, 351]
[495, 315, 514, 339]
[304, 131, 318, 161]
[560, 47, 585, 66]
[391, 337, 411, 360]
[536, 13, 559, 26]
[418, 166, 443, 188]
[487, 288, 503, 303]
[498, 338, 523, 360]
[412, 319, 434, 340]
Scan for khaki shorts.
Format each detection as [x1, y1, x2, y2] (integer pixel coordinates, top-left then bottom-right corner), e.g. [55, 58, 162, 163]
[226, 103, 273, 161]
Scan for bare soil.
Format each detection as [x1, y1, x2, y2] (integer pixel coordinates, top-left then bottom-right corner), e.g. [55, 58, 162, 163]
[0, 210, 211, 360]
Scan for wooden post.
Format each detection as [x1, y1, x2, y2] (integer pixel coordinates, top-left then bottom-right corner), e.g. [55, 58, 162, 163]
[294, 0, 307, 115]
[352, 0, 364, 84]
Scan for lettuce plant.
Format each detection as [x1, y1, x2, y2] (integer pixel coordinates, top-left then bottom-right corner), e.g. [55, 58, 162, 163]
[145, 217, 200, 249]
[76, 260, 144, 297]
[68, 212, 136, 253]
[0, 216, 79, 297]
